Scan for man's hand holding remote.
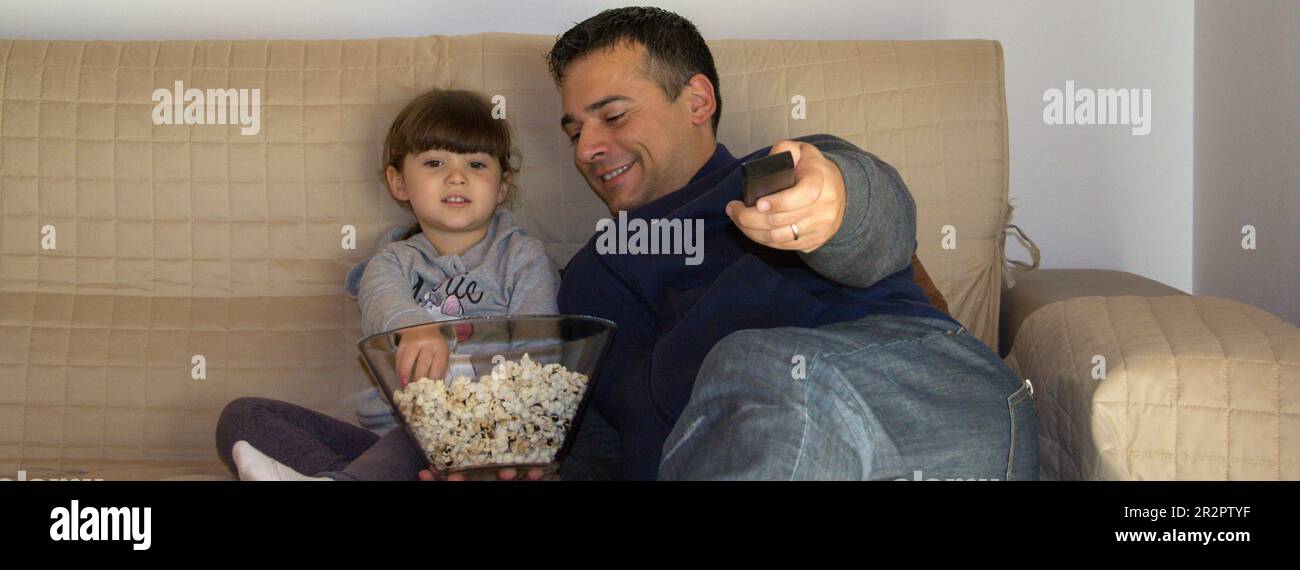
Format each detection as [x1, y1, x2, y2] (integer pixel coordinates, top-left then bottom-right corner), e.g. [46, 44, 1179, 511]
[725, 140, 847, 254]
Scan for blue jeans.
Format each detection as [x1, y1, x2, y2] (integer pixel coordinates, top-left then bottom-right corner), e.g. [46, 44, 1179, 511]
[658, 314, 1039, 481]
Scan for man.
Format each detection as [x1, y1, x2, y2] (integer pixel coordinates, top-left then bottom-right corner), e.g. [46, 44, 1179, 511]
[544, 7, 1038, 482]
[420, 6, 1038, 482]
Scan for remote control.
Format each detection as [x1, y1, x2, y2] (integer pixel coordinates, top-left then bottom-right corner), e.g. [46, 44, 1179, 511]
[741, 150, 797, 207]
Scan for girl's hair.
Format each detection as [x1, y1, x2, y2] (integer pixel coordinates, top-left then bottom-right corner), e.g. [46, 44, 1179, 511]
[381, 89, 520, 240]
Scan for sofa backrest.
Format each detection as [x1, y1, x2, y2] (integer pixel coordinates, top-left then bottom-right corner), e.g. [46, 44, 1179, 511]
[0, 33, 1010, 345]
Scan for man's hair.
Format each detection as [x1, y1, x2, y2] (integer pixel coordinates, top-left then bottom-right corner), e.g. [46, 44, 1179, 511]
[546, 6, 721, 135]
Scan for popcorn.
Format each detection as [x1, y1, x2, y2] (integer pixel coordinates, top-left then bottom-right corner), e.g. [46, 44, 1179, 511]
[391, 354, 588, 473]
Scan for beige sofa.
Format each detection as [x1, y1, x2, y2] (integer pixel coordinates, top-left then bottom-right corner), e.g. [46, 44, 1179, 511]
[1, 33, 1295, 481]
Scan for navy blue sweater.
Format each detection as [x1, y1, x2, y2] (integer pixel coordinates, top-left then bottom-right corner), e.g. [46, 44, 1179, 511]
[557, 137, 955, 480]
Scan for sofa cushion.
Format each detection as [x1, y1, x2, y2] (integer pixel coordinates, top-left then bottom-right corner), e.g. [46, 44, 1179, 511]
[0, 292, 371, 477]
[1006, 295, 1300, 480]
[999, 268, 1186, 356]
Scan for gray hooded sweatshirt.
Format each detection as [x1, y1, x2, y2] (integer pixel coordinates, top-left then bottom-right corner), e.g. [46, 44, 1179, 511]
[344, 210, 560, 338]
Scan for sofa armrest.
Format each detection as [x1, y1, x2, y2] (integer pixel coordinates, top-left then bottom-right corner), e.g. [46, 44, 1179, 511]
[1003, 295, 1300, 481]
[999, 269, 1185, 357]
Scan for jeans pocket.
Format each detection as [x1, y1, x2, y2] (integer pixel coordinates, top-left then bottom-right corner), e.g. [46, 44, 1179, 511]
[1005, 379, 1040, 481]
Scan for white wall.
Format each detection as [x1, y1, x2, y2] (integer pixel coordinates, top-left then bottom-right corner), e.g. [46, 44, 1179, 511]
[0, 0, 1197, 291]
[1194, 0, 1299, 325]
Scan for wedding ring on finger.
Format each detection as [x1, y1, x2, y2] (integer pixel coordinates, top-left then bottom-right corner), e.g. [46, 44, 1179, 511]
[791, 223, 800, 241]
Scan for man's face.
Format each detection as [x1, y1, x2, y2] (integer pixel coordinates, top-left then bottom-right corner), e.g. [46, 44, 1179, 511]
[559, 42, 708, 213]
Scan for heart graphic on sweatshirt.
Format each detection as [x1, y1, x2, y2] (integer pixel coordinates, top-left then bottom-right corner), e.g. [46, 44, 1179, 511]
[439, 295, 474, 341]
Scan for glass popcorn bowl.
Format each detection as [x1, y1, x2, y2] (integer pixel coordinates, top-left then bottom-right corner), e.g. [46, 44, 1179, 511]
[357, 315, 616, 481]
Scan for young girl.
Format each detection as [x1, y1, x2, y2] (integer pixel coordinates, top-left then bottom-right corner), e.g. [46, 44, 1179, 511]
[213, 89, 560, 481]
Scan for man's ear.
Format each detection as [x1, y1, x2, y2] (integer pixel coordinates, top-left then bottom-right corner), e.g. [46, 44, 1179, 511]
[386, 165, 409, 202]
[683, 73, 717, 128]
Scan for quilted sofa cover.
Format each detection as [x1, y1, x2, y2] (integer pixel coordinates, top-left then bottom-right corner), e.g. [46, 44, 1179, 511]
[0, 34, 1012, 479]
[1007, 295, 1300, 480]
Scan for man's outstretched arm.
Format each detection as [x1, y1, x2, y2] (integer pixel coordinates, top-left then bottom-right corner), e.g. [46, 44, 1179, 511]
[725, 134, 916, 289]
[801, 134, 917, 289]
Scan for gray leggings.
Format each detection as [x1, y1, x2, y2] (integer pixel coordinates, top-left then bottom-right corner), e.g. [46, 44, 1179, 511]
[214, 397, 425, 481]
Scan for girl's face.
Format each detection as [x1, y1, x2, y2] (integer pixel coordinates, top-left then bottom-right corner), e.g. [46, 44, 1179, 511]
[387, 148, 508, 236]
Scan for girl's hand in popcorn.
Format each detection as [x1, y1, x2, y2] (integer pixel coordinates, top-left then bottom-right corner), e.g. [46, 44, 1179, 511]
[395, 324, 450, 386]
[417, 467, 548, 481]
